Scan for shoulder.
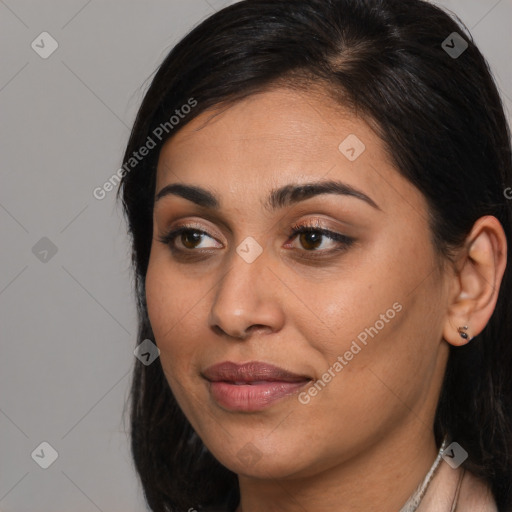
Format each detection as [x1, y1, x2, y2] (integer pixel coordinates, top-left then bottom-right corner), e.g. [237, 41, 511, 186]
[419, 461, 498, 511]
[457, 469, 498, 511]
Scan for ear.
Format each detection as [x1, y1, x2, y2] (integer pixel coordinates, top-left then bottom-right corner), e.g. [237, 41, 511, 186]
[443, 215, 507, 347]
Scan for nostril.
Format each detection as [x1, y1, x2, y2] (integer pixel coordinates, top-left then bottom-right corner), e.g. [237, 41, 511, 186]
[246, 324, 271, 335]
[211, 323, 271, 340]
[211, 324, 248, 340]
[252, 324, 266, 329]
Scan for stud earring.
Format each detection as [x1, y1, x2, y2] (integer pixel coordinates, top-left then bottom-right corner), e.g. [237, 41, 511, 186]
[457, 325, 469, 340]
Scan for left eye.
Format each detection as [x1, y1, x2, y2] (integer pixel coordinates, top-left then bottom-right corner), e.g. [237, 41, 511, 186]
[286, 227, 354, 251]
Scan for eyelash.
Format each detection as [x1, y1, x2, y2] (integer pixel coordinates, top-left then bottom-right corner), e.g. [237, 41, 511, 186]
[158, 220, 354, 257]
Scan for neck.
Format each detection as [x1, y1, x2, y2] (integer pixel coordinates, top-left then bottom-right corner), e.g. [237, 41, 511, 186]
[235, 424, 439, 512]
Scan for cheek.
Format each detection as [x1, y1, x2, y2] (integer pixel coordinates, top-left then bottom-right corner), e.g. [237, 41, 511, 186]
[309, 272, 444, 421]
[145, 255, 214, 424]
[298, 254, 414, 361]
[145, 253, 204, 371]
[145, 260, 173, 340]
[299, 231, 442, 400]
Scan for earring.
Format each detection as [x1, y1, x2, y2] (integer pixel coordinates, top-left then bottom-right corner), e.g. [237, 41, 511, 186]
[457, 325, 469, 340]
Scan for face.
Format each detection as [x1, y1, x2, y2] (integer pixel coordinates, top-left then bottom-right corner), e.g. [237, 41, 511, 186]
[145, 87, 451, 479]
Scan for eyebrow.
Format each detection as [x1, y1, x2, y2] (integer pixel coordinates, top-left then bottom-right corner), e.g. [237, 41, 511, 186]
[155, 180, 380, 211]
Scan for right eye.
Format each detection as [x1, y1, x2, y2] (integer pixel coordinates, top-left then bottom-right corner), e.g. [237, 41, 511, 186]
[158, 227, 222, 251]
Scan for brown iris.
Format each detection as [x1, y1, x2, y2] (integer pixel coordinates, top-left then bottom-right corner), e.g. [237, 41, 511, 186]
[299, 231, 323, 250]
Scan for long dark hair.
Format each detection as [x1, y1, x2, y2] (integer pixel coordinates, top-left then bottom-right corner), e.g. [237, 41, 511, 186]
[117, 1, 512, 510]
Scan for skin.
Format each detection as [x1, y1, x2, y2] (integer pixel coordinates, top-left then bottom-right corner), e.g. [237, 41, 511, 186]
[145, 87, 507, 511]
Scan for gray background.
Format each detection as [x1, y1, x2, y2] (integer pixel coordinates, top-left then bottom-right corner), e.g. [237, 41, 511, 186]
[1, 1, 510, 511]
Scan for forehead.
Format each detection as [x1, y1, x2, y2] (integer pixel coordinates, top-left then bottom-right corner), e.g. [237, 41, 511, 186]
[155, 87, 418, 216]
[160, 87, 376, 163]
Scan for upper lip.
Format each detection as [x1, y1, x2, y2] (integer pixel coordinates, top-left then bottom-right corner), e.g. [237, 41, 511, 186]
[202, 361, 311, 383]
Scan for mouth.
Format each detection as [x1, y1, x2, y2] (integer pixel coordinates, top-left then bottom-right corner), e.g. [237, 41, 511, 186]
[202, 361, 312, 412]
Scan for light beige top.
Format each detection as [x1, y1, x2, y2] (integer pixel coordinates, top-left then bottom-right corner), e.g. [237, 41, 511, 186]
[410, 460, 498, 511]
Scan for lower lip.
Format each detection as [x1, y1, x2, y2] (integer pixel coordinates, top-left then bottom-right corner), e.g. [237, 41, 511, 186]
[208, 380, 309, 412]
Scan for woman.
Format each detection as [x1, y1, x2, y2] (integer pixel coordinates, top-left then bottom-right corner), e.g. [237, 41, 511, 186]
[118, 0, 512, 510]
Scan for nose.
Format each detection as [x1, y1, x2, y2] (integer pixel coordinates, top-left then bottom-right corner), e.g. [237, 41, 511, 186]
[208, 248, 285, 340]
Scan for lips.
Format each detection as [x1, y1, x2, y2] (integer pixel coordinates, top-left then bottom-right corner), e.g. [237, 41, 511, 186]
[202, 361, 311, 412]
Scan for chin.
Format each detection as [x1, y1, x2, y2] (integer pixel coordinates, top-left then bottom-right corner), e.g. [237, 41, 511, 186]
[203, 434, 321, 480]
